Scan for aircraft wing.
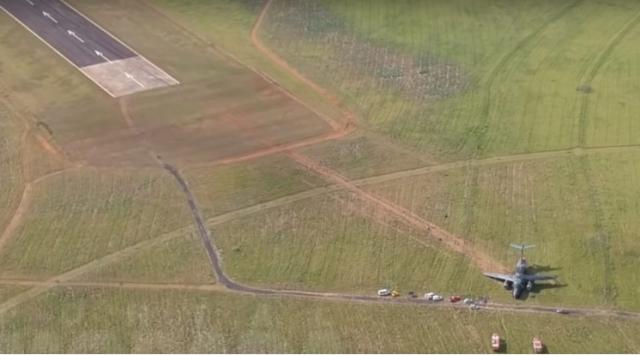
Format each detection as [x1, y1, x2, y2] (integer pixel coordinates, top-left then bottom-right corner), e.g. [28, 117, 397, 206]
[483, 272, 516, 282]
[522, 274, 556, 281]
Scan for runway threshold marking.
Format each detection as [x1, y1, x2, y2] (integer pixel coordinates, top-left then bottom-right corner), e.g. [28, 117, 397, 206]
[94, 50, 110, 62]
[125, 72, 145, 88]
[58, 0, 179, 83]
[0, 0, 179, 97]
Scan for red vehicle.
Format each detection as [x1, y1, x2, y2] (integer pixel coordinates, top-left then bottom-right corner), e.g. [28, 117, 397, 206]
[491, 333, 501, 352]
[532, 337, 544, 354]
[449, 295, 462, 303]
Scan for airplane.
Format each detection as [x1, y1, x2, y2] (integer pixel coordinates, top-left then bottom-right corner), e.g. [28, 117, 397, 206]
[483, 244, 557, 299]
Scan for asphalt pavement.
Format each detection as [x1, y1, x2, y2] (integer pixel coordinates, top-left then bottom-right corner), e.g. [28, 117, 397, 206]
[0, 0, 135, 67]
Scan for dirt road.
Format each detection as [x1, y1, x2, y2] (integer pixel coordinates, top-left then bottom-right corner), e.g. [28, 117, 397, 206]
[250, 0, 356, 131]
[0, 169, 638, 321]
[0, 276, 638, 320]
[288, 151, 507, 272]
[154, 153, 640, 322]
[0, 183, 33, 253]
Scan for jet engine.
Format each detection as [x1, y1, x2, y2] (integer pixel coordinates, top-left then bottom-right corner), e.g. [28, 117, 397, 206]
[503, 280, 513, 290]
[526, 280, 535, 291]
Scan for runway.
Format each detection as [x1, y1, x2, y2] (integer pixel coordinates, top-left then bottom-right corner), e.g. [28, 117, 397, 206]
[0, 0, 179, 96]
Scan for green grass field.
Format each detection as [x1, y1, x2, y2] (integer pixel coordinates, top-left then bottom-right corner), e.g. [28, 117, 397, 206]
[0, 168, 192, 278]
[0, 105, 25, 234]
[1, 288, 640, 353]
[1, 0, 640, 352]
[262, 0, 640, 158]
[183, 155, 326, 218]
[361, 153, 640, 309]
[212, 191, 488, 295]
[77, 229, 214, 285]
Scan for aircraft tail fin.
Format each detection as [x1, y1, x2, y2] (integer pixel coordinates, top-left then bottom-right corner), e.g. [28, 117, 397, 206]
[510, 243, 535, 256]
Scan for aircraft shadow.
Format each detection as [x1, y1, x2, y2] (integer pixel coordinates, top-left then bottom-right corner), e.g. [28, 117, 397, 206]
[518, 282, 568, 300]
[528, 264, 561, 273]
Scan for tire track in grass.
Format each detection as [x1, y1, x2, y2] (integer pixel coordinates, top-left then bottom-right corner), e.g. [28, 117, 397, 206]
[576, 8, 640, 146]
[471, 0, 584, 155]
[1, 178, 640, 320]
[287, 151, 507, 273]
[1, 276, 640, 320]
[578, 156, 616, 305]
[0, 279, 226, 292]
[6, 68, 640, 322]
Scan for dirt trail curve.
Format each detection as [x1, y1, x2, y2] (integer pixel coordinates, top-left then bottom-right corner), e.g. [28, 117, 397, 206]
[158, 158, 352, 297]
[0, 169, 639, 320]
[138, 0, 351, 135]
[251, 0, 356, 131]
[0, 184, 33, 253]
[287, 151, 507, 273]
[0, 168, 77, 254]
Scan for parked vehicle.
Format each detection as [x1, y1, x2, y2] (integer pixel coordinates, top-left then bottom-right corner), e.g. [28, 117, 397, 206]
[424, 292, 435, 300]
[491, 333, 501, 352]
[432, 295, 444, 301]
[377, 288, 391, 297]
[449, 295, 462, 303]
[532, 337, 544, 354]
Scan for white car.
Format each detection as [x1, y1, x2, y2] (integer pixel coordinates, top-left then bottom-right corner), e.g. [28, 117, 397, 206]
[463, 298, 473, 305]
[424, 292, 435, 300]
[378, 288, 391, 297]
[431, 295, 444, 301]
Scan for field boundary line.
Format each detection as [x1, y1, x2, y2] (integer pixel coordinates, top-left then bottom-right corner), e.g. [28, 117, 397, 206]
[350, 144, 640, 188]
[0, 174, 344, 315]
[119, 96, 353, 169]
[2, 169, 640, 319]
[0, 223, 197, 315]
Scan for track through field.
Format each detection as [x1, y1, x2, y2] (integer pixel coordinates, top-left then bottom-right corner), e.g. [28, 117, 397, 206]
[6, 1, 640, 336]
[576, 8, 640, 146]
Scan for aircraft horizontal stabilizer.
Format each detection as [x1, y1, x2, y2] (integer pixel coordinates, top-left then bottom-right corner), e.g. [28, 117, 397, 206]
[510, 243, 535, 251]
